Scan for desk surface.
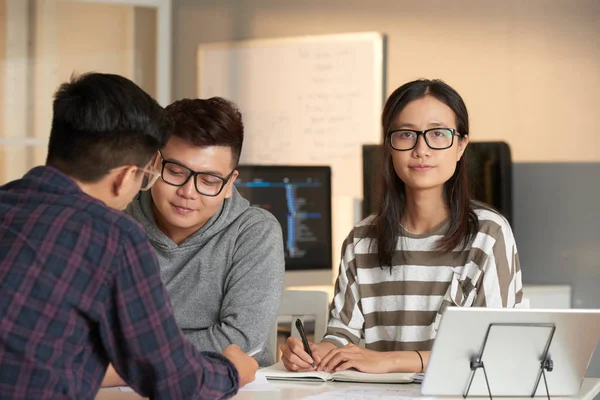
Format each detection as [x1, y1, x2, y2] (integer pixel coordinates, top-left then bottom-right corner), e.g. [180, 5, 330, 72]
[96, 377, 600, 400]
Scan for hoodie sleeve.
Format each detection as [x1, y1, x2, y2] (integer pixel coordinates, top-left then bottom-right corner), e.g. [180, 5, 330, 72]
[184, 211, 285, 365]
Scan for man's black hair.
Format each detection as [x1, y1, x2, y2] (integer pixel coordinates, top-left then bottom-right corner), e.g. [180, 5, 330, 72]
[46, 72, 172, 182]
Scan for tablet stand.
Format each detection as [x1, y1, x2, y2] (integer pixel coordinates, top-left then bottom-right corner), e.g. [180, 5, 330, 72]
[463, 323, 556, 400]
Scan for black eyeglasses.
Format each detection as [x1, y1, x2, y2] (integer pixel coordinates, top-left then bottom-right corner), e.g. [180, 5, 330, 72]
[388, 127, 462, 151]
[158, 152, 234, 197]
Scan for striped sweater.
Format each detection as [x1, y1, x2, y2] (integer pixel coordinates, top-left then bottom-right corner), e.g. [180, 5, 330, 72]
[323, 206, 523, 351]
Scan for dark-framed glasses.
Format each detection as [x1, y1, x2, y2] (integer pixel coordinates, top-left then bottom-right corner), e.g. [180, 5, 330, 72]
[158, 152, 234, 197]
[389, 127, 461, 151]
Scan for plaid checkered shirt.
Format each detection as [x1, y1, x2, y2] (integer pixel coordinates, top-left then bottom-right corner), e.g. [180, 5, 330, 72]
[0, 166, 239, 399]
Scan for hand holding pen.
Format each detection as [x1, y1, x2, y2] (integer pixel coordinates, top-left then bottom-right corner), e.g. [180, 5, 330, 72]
[295, 318, 316, 368]
[280, 319, 338, 371]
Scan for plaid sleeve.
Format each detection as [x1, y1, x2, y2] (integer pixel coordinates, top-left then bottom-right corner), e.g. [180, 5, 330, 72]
[98, 227, 239, 400]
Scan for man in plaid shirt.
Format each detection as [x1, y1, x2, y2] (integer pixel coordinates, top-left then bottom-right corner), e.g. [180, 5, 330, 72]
[0, 73, 257, 399]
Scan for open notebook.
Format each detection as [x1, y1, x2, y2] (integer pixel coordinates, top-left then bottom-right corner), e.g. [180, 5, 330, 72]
[260, 361, 416, 384]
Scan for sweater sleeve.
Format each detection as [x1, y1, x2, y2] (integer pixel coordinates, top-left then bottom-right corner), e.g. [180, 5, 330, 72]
[184, 212, 285, 365]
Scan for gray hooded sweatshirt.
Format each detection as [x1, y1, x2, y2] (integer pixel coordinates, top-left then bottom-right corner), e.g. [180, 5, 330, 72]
[126, 187, 284, 366]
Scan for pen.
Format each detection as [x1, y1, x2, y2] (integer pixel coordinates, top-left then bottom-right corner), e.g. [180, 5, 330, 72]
[246, 343, 263, 357]
[295, 318, 315, 368]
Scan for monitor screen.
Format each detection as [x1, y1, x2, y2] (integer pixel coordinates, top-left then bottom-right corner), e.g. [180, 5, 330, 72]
[234, 165, 332, 271]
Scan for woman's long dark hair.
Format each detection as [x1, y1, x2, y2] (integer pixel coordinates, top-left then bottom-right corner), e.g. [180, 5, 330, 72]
[370, 79, 478, 268]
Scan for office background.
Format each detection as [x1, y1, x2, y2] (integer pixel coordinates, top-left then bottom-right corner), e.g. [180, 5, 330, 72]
[1, 0, 599, 377]
[172, 0, 600, 303]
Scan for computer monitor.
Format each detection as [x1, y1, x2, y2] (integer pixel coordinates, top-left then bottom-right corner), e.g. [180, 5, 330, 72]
[421, 307, 600, 397]
[234, 165, 332, 272]
[362, 142, 513, 224]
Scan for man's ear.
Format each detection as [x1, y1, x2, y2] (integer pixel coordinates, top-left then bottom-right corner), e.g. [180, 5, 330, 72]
[457, 135, 469, 161]
[111, 165, 138, 197]
[224, 170, 239, 199]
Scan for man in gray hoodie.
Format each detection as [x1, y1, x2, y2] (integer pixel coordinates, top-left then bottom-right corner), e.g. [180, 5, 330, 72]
[102, 97, 284, 387]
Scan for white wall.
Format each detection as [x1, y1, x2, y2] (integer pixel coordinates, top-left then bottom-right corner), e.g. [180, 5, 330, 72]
[32, 1, 137, 157]
[134, 6, 157, 98]
[1, 0, 31, 183]
[173, 0, 600, 163]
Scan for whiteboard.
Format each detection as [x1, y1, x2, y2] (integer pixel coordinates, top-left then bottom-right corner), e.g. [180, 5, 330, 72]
[197, 32, 384, 275]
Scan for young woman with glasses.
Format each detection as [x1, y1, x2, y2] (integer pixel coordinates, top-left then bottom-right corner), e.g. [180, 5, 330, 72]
[280, 79, 523, 374]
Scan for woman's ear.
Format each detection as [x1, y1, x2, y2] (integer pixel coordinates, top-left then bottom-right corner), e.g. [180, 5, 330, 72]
[457, 135, 469, 161]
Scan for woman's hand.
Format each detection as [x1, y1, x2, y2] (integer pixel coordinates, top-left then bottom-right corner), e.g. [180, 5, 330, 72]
[318, 346, 429, 374]
[317, 344, 394, 374]
[280, 337, 336, 372]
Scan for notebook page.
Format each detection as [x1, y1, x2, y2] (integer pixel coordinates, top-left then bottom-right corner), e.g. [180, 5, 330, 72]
[260, 361, 332, 382]
[331, 369, 415, 383]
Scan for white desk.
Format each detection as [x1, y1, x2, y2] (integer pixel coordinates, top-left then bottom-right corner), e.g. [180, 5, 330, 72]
[96, 378, 600, 400]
